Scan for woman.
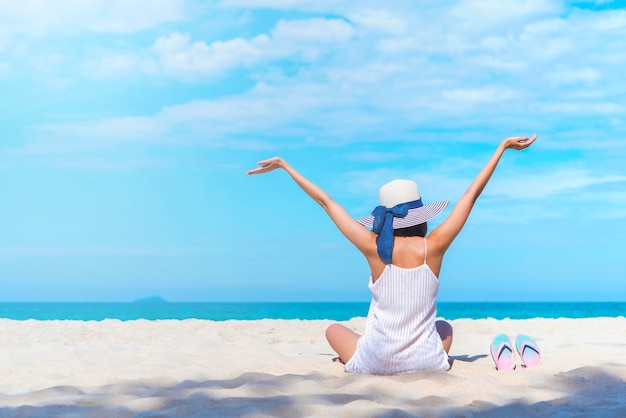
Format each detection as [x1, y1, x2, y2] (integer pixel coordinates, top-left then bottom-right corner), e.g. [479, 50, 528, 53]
[247, 134, 537, 375]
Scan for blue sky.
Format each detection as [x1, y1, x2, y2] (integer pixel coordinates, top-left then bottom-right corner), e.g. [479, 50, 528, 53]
[1, 0, 626, 302]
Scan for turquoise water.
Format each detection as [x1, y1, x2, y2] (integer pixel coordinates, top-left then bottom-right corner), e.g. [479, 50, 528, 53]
[0, 302, 624, 321]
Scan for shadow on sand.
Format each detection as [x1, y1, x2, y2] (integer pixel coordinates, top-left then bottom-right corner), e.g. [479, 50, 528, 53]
[0, 365, 625, 417]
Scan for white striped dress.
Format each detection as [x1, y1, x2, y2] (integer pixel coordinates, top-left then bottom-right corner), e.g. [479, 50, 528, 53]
[344, 242, 450, 375]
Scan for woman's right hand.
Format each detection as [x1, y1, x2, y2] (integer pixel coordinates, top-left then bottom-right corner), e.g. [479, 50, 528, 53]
[502, 134, 538, 150]
[246, 157, 286, 175]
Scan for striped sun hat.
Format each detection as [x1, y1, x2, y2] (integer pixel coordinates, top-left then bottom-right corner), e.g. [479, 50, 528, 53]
[357, 179, 448, 229]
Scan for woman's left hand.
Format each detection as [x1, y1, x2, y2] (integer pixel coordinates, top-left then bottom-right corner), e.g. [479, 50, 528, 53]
[502, 134, 538, 150]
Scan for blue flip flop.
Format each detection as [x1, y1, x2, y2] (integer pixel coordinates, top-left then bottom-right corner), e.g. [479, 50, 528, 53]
[515, 334, 541, 368]
[490, 334, 516, 371]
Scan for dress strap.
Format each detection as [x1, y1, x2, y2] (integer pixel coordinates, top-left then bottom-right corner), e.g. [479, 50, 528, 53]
[423, 237, 428, 265]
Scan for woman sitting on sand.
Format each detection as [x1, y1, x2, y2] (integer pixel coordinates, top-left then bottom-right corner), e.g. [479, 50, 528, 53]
[247, 134, 537, 375]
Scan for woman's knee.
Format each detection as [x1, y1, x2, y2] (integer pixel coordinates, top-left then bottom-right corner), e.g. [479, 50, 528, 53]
[436, 320, 453, 338]
[325, 323, 346, 343]
[436, 320, 453, 353]
[325, 323, 359, 362]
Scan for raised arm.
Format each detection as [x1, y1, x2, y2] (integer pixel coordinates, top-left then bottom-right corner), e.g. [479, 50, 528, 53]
[247, 157, 375, 254]
[429, 134, 537, 254]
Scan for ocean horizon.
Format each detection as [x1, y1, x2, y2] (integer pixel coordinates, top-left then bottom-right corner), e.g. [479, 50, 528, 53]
[0, 301, 624, 321]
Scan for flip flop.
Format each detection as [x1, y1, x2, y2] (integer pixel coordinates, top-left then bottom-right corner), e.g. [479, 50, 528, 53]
[490, 334, 516, 371]
[515, 334, 541, 368]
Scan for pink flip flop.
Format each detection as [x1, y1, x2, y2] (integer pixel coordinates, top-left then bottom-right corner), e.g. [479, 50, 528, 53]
[515, 334, 541, 368]
[490, 334, 516, 371]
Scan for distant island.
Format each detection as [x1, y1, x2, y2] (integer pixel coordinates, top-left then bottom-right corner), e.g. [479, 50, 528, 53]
[134, 296, 169, 303]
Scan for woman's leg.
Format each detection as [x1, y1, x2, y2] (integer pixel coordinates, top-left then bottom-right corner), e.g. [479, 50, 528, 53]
[325, 323, 361, 363]
[436, 320, 454, 354]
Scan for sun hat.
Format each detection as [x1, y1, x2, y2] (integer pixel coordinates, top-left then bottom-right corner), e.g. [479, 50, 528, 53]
[357, 179, 448, 264]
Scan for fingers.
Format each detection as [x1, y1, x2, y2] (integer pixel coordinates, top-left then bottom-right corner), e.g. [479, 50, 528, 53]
[255, 156, 281, 168]
[246, 162, 265, 175]
[246, 158, 280, 175]
[519, 133, 538, 145]
[246, 165, 271, 175]
[504, 134, 538, 150]
[519, 133, 538, 148]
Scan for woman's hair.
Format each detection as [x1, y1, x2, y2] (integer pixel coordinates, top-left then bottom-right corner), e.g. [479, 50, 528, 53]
[393, 222, 427, 237]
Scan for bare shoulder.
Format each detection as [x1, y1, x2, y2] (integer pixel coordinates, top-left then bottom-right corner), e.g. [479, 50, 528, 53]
[425, 228, 449, 255]
[359, 229, 380, 257]
[424, 233, 447, 278]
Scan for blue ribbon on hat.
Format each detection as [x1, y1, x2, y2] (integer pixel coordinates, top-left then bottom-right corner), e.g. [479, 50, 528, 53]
[371, 198, 423, 264]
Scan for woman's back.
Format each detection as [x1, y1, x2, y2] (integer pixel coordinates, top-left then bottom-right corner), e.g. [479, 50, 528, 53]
[344, 250, 450, 374]
[370, 235, 443, 282]
[388, 237, 426, 267]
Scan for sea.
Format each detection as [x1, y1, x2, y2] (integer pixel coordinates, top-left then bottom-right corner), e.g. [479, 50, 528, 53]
[0, 302, 624, 321]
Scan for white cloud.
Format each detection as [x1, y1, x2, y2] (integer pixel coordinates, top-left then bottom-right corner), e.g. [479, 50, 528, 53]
[347, 9, 407, 35]
[346, 151, 406, 162]
[219, 0, 344, 12]
[14, 116, 168, 155]
[476, 169, 626, 222]
[151, 18, 354, 80]
[83, 53, 159, 79]
[447, 0, 562, 29]
[540, 101, 624, 115]
[51, 155, 171, 171]
[0, 29, 8, 53]
[272, 18, 354, 43]
[543, 67, 602, 86]
[153, 32, 269, 80]
[0, 0, 189, 79]
[6, 1, 626, 165]
[441, 86, 520, 106]
[0, 0, 189, 35]
[9, 81, 337, 155]
[0, 245, 209, 256]
[591, 8, 626, 30]
[486, 168, 626, 199]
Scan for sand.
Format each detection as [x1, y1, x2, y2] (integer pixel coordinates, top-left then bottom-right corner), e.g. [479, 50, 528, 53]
[0, 316, 625, 417]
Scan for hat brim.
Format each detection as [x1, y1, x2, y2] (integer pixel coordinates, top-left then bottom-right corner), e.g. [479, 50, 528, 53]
[357, 200, 449, 229]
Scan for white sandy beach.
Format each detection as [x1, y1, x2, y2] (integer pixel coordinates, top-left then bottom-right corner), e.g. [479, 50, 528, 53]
[0, 317, 625, 417]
